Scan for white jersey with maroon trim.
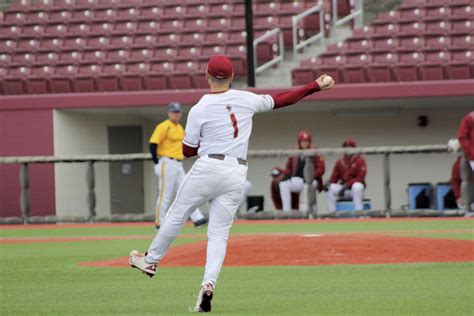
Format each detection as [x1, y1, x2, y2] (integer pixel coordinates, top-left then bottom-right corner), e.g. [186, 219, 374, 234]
[183, 89, 274, 159]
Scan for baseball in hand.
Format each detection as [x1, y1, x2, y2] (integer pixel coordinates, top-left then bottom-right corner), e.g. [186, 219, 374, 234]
[322, 75, 333, 85]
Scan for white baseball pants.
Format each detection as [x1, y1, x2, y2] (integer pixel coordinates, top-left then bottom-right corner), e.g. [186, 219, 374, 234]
[155, 157, 205, 224]
[147, 155, 247, 287]
[279, 176, 318, 212]
[326, 182, 365, 212]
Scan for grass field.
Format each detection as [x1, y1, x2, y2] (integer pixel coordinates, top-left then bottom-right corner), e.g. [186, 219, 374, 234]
[1, 218, 473, 315]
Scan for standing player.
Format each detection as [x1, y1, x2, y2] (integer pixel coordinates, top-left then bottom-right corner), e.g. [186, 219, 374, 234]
[149, 102, 207, 229]
[130, 55, 335, 312]
[458, 111, 474, 213]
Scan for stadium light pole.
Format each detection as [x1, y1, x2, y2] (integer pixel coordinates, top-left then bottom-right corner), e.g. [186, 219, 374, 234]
[244, 0, 256, 87]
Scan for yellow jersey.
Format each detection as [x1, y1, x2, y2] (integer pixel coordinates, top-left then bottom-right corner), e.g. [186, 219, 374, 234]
[149, 119, 184, 161]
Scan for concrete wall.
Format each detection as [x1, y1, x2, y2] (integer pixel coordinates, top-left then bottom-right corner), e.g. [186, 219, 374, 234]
[53, 106, 469, 217]
[53, 110, 157, 217]
[246, 108, 465, 212]
[0, 110, 55, 217]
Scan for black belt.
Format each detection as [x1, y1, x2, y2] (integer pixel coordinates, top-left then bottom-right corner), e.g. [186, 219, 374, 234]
[208, 154, 247, 166]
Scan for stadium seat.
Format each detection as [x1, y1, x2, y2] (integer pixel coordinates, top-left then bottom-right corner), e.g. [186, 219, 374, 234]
[450, 34, 473, 49]
[73, 64, 100, 92]
[366, 52, 397, 82]
[4, 67, 29, 94]
[342, 54, 370, 83]
[446, 50, 473, 79]
[394, 52, 423, 81]
[50, 65, 76, 93]
[97, 63, 123, 91]
[27, 66, 52, 94]
[144, 61, 171, 90]
[40, 37, 64, 50]
[121, 62, 148, 91]
[63, 37, 86, 50]
[420, 51, 450, 80]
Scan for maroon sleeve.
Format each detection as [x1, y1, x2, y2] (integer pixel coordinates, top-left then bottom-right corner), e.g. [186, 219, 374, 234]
[458, 113, 474, 160]
[272, 81, 321, 109]
[451, 157, 461, 200]
[314, 156, 325, 178]
[346, 157, 367, 188]
[329, 160, 341, 184]
[183, 143, 199, 158]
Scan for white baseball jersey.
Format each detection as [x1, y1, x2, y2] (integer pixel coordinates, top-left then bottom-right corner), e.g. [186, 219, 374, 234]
[183, 89, 275, 159]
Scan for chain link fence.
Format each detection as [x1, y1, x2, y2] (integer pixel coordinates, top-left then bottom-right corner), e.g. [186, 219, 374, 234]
[363, 0, 404, 25]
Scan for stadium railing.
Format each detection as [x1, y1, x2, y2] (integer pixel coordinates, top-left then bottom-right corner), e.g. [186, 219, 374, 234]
[1, 144, 462, 224]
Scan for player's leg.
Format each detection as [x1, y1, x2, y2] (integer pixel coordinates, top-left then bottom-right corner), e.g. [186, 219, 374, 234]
[201, 186, 244, 288]
[155, 159, 178, 226]
[280, 177, 304, 211]
[278, 179, 292, 212]
[350, 182, 365, 211]
[326, 183, 343, 212]
[145, 163, 208, 264]
[460, 155, 473, 212]
[175, 163, 207, 225]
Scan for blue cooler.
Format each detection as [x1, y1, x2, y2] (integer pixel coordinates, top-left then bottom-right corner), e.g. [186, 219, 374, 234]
[407, 183, 432, 210]
[435, 182, 456, 210]
[336, 198, 372, 211]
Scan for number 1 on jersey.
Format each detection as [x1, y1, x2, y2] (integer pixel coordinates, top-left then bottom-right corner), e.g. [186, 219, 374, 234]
[230, 113, 239, 138]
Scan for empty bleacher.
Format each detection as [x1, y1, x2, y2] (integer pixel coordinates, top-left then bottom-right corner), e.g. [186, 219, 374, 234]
[0, 0, 323, 94]
[292, 0, 474, 85]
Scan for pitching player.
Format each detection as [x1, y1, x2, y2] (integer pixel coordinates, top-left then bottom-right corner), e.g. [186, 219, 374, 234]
[149, 102, 207, 229]
[278, 130, 325, 212]
[324, 138, 367, 212]
[129, 55, 334, 312]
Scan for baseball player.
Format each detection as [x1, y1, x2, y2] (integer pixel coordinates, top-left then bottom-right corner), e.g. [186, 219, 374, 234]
[278, 130, 325, 212]
[458, 111, 474, 213]
[324, 138, 367, 212]
[270, 167, 299, 210]
[149, 102, 207, 229]
[129, 55, 335, 312]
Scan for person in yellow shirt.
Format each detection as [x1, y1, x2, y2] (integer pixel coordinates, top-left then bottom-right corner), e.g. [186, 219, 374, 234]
[149, 102, 207, 229]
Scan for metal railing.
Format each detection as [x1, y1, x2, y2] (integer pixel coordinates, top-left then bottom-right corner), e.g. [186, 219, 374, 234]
[253, 27, 284, 74]
[333, 0, 364, 28]
[292, 2, 325, 57]
[0, 145, 452, 223]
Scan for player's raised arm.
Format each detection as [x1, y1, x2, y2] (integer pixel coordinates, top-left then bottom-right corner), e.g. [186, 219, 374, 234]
[271, 75, 335, 109]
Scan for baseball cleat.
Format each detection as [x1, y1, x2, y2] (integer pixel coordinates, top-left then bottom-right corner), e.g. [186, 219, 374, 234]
[193, 283, 214, 312]
[193, 218, 208, 228]
[129, 250, 156, 278]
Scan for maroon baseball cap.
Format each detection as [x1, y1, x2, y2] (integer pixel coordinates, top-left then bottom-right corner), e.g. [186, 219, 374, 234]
[207, 55, 234, 80]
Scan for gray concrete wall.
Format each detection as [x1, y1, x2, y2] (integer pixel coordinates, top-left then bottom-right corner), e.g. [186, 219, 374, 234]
[53, 106, 469, 216]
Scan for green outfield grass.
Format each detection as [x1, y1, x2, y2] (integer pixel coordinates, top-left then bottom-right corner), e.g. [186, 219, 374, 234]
[1, 219, 473, 315]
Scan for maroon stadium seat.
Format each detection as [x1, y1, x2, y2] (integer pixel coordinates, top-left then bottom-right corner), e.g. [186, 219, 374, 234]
[450, 34, 473, 49]
[28, 66, 52, 94]
[0, 53, 12, 66]
[446, 50, 473, 79]
[134, 34, 157, 46]
[73, 64, 100, 92]
[83, 50, 107, 63]
[371, 36, 398, 53]
[367, 52, 397, 82]
[36, 51, 59, 64]
[63, 37, 86, 50]
[50, 65, 77, 93]
[425, 6, 450, 19]
[424, 35, 449, 49]
[106, 49, 130, 62]
[5, 66, 29, 94]
[168, 61, 194, 89]
[394, 51, 423, 81]
[399, 7, 425, 22]
[424, 20, 451, 34]
[97, 63, 123, 91]
[40, 37, 64, 50]
[420, 51, 450, 80]
[342, 54, 371, 83]
[144, 61, 172, 90]
[450, 19, 473, 33]
[121, 62, 148, 91]
[59, 50, 82, 63]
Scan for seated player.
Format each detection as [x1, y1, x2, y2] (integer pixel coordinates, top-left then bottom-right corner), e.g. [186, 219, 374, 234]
[278, 131, 325, 212]
[270, 167, 299, 210]
[325, 138, 367, 212]
[451, 156, 474, 211]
